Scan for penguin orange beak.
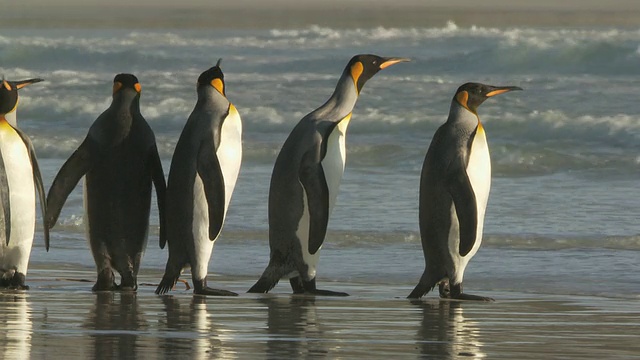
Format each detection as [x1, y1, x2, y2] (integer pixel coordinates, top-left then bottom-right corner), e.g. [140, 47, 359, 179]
[485, 86, 523, 97]
[379, 57, 411, 69]
[15, 78, 44, 89]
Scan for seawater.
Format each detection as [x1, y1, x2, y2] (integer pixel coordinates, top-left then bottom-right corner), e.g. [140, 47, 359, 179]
[1, 22, 639, 298]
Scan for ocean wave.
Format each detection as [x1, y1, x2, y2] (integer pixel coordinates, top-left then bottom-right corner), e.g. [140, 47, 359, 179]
[4, 23, 640, 74]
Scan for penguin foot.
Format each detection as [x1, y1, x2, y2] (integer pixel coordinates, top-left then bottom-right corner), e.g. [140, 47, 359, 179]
[7, 272, 29, 290]
[119, 275, 138, 292]
[93, 269, 117, 292]
[194, 287, 238, 296]
[302, 289, 349, 297]
[92, 283, 118, 292]
[294, 277, 349, 296]
[449, 283, 493, 301]
[117, 285, 138, 292]
[438, 280, 451, 298]
[193, 279, 238, 296]
[451, 293, 494, 302]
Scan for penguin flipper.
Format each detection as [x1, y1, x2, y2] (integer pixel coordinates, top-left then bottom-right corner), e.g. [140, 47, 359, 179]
[147, 145, 167, 249]
[447, 161, 478, 257]
[0, 154, 11, 246]
[299, 154, 330, 255]
[196, 136, 225, 241]
[46, 139, 93, 231]
[28, 140, 49, 251]
[12, 127, 50, 250]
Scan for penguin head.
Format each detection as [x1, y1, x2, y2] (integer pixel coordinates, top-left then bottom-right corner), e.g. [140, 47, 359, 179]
[197, 59, 225, 96]
[454, 82, 522, 113]
[347, 54, 410, 94]
[0, 78, 44, 115]
[112, 73, 141, 97]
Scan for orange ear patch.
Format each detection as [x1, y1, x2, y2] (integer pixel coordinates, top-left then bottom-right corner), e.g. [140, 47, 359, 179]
[211, 78, 224, 94]
[456, 90, 469, 109]
[2, 81, 11, 91]
[134, 83, 142, 93]
[350, 61, 364, 91]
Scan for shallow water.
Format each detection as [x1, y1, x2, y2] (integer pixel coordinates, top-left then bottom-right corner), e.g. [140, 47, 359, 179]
[1, 271, 639, 359]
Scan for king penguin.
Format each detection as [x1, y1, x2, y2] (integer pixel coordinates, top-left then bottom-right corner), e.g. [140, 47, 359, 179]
[46, 74, 166, 291]
[155, 60, 242, 296]
[0, 77, 48, 289]
[408, 82, 522, 301]
[248, 54, 409, 296]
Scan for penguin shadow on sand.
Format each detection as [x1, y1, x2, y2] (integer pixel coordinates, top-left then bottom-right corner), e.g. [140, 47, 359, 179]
[412, 300, 485, 359]
[158, 296, 230, 359]
[84, 292, 147, 360]
[259, 296, 328, 359]
[0, 293, 33, 359]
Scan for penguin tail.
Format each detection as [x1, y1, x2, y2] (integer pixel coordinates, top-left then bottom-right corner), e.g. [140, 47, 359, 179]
[247, 264, 286, 293]
[247, 276, 279, 293]
[155, 260, 185, 295]
[155, 273, 179, 295]
[407, 270, 439, 299]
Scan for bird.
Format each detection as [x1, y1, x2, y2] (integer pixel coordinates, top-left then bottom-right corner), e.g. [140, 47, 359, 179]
[156, 60, 242, 296]
[46, 74, 166, 292]
[408, 82, 522, 301]
[0, 77, 48, 289]
[248, 54, 409, 296]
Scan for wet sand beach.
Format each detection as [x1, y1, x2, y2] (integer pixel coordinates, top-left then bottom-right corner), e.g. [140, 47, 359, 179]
[1, 267, 638, 359]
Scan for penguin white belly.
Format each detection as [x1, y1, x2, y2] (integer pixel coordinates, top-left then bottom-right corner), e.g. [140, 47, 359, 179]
[192, 174, 214, 280]
[449, 126, 491, 284]
[0, 124, 36, 276]
[297, 115, 351, 279]
[321, 115, 351, 213]
[216, 104, 242, 213]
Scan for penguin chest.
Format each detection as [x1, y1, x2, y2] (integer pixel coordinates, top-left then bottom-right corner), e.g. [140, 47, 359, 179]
[190, 105, 242, 262]
[448, 125, 491, 272]
[216, 104, 243, 211]
[466, 126, 491, 237]
[0, 123, 35, 256]
[320, 115, 351, 214]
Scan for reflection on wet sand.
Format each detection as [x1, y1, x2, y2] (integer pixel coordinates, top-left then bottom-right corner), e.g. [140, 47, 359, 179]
[159, 296, 236, 359]
[260, 296, 328, 359]
[414, 301, 485, 359]
[0, 293, 32, 359]
[85, 292, 147, 359]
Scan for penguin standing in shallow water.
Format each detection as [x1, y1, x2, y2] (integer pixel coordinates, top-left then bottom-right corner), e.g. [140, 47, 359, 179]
[248, 54, 409, 296]
[46, 74, 166, 291]
[156, 60, 242, 296]
[0, 77, 48, 289]
[408, 82, 521, 301]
